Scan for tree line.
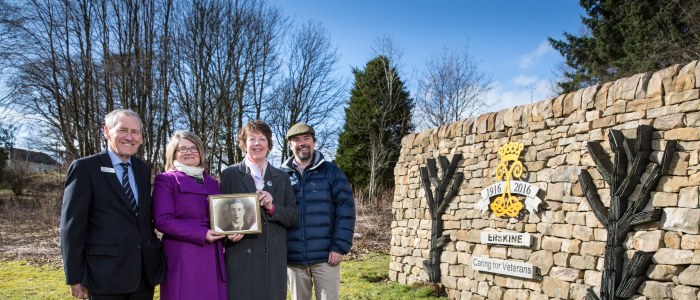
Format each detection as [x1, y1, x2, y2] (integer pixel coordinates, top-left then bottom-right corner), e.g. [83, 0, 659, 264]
[2, 0, 698, 202]
[0, 0, 347, 173]
[1, 0, 496, 204]
[549, 0, 700, 93]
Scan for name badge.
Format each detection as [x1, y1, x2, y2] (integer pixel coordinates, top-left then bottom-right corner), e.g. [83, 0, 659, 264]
[101, 167, 116, 173]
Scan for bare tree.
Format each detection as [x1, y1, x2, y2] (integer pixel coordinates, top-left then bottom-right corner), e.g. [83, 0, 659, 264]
[169, 0, 285, 172]
[363, 36, 412, 204]
[4, 0, 172, 165]
[269, 20, 344, 164]
[171, 0, 225, 171]
[103, 0, 173, 167]
[6, 0, 104, 161]
[415, 46, 492, 130]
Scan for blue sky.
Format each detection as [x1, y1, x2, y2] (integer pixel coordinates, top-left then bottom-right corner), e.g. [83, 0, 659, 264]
[269, 0, 586, 113]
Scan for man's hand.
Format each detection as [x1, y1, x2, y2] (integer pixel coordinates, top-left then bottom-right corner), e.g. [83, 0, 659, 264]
[328, 251, 343, 266]
[70, 283, 89, 299]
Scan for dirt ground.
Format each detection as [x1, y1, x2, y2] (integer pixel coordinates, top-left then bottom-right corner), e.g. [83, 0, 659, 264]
[0, 182, 392, 267]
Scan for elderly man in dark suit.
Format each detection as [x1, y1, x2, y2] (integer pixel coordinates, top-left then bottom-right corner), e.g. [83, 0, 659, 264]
[60, 109, 165, 299]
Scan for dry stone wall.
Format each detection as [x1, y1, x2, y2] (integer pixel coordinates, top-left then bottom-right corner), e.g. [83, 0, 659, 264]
[390, 60, 700, 299]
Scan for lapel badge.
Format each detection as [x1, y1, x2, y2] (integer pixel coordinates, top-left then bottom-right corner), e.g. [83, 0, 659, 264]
[266, 181, 272, 186]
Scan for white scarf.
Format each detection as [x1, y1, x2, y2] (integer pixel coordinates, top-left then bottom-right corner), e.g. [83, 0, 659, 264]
[244, 154, 267, 191]
[174, 160, 205, 180]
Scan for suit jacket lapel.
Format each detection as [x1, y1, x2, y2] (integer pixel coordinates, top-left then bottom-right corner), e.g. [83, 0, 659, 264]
[237, 163, 257, 193]
[131, 158, 149, 217]
[98, 151, 135, 216]
[262, 165, 278, 195]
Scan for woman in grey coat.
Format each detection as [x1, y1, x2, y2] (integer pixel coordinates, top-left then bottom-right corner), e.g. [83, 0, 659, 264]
[221, 120, 298, 300]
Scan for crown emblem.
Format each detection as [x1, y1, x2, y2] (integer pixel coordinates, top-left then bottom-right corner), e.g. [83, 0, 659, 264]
[498, 142, 524, 161]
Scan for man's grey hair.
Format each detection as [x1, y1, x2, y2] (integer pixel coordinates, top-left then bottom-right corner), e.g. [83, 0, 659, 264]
[104, 109, 143, 130]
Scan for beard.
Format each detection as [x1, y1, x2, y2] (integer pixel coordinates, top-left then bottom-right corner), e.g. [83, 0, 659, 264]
[295, 146, 313, 162]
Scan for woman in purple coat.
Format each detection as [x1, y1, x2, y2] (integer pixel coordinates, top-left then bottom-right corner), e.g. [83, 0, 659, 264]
[153, 131, 227, 300]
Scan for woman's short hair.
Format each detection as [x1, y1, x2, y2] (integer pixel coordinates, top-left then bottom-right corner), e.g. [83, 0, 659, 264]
[164, 131, 207, 171]
[238, 120, 273, 152]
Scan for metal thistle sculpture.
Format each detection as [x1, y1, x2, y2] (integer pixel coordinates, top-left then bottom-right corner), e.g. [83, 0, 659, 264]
[580, 125, 676, 300]
[420, 154, 464, 283]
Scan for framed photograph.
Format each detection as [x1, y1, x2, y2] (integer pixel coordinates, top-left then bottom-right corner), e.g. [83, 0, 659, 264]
[209, 193, 262, 235]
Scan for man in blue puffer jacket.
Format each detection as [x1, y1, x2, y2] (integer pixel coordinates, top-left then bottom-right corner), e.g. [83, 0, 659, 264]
[282, 123, 355, 300]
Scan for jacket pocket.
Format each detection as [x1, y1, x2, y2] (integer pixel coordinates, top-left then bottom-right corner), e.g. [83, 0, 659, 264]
[87, 245, 119, 256]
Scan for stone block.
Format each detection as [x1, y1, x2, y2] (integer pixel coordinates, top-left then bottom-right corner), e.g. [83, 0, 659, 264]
[653, 248, 695, 265]
[631, 230, 664, 252]
[639, 281, 674, 299]
[550, 266, 583, 282]
[489, 246, 507, 259]
[689, 111, 700, 127]
[678, 265, 700, 287]
[665, 127, 700, 141]
[646, 264, 683, 280]
[594, 82, 611, 111]
[697, 59, 700, 88]
[561, 239, 581, 253]
[572, 225, 594, 242]
[528, 250, 554, 275]
[647, 64, 681, 98]
[661, 208, 700, 234]
[652, 191, 679, 207]
[551, 224, 573, 239]
[477, 281, 489, 296]
[669, 89, 700, 105]
[552, 94, 565, 117]
[582, 85, 599, 109]
[665, 231, 682, 249]
[653, 112, 685, 130]
[657, 176, 690, 193]
[487, 286, 504, 299]
[592, 115, 616, 129]
[509, 248, 532, 261]
[569, 255, 598, 270]
[616, 111, 645, 123]
[672, 285, 700, 300]
[563, 92, 580, 117]
[580, 241, 605, 256]
[679, 186, 699, 208]
[553, 252, 571, 267]
[674, 61, 698, 92]
[540, 236, 562, 252]
[542, 276, 570, 299]
[583, 270, 602, 288]
[680, 99, 700, 112]
[682, 235, 700, 250]
[565, 212, 586, 225]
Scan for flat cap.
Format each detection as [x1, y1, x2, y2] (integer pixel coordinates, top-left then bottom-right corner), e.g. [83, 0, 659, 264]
[286, 123, 315, 139]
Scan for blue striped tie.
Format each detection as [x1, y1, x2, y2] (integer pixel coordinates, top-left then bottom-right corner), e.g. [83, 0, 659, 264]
[120, 162, 139, 216]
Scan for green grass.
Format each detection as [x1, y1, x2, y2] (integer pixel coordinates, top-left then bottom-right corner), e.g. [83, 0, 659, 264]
[339, 252, 448, 300]
[0, 261, 72, 300]
[0, 253, 446, 300]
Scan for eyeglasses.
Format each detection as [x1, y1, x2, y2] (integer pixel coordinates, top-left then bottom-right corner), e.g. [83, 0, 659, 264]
[176, 146, 200, 153]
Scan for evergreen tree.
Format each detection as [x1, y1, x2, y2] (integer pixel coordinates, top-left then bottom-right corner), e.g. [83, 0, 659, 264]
[549, 0, 700, 93]
[0, 124, 15, 184]
[336, 56, 413, 200]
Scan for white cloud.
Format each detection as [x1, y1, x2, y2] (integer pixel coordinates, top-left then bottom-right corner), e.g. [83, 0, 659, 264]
[512, 75, 538, 87]
[518, 41, 553, 69]
[483, 79, 553, 113]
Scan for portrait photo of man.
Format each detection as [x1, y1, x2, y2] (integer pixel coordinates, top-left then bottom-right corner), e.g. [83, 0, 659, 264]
[211, 195, 260, 234]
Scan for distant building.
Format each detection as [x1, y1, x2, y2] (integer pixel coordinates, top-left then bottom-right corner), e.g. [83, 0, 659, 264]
[7, 148, 61, 173]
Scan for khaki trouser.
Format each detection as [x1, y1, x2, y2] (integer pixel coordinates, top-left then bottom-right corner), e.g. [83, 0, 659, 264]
[287, 263, 340, 300]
